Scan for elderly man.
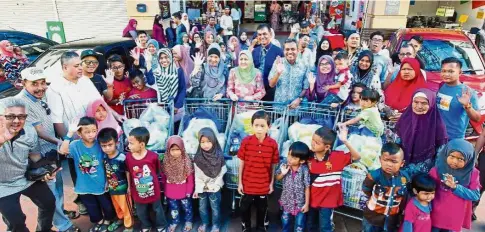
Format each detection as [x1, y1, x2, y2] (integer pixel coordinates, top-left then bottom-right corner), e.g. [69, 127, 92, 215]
[16, 67, 79, 231]
[252, 24, 284, 101]
[0, 97, 56, 232]
[268, 39, 310, 112]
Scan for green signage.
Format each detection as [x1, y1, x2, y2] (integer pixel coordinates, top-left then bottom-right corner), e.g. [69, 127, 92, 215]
[254, 4, 266, 22]
[46, 21, 66, 43]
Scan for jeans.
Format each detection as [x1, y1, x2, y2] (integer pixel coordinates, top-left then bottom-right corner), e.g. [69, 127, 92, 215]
[362, 218, 397, 232]
[240, 194, 269, 231]
[47, 174, 73, 231]
[281, 211, 306, 232]
[168, 197, 193, 225]
[198, 191, 221, 228]
[307, 207, 334, 232]
[0, 181, 55, 232]
[78, 193, 116, 223]
[321, 93, 343, 105]
[135, 200, 167, 230]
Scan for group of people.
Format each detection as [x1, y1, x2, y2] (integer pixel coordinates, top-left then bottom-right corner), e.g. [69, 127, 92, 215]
[0, 5, 485, 232]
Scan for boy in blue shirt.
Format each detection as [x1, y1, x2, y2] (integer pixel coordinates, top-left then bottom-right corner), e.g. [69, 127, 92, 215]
[61, 117, 116, 232]
[98, 128, 133, 232]
[437, 57, 480, 139]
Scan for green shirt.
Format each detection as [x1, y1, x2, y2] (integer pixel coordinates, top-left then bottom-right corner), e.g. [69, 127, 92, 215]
[359, 107, 384, 137]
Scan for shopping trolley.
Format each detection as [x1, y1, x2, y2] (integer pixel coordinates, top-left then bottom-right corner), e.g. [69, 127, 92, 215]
[178, 98, 234, 157]
[123, 98, 175, 155]
[223, 100, 288, 211]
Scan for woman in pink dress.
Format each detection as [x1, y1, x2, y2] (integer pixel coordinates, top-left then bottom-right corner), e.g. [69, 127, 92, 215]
[226, 50, 265, 102]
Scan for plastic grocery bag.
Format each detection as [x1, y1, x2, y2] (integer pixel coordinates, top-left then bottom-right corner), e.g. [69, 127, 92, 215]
[288, 122, 321, 149]
[182, 118, 225, 155]
[139, 103, 171, 129]
[123, 118, 142, 137]
[335, 134, 382, 170]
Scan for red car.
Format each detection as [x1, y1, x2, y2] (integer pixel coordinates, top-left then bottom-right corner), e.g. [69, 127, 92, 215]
[388, 28, 485, 139]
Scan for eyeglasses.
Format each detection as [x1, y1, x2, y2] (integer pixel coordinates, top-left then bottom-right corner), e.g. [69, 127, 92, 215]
[371, 38, 383, 43]
[111, 65, 124, 70]
[40, 100, 51, 115]
[3, 114, 28, 121]
[83, 60, 99, 66]
[398, 52, 413, 57]
[319, 62, 331, 66]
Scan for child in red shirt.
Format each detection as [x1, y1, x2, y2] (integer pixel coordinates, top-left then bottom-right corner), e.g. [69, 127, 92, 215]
[106, 55, 132, 115]
[307, 125, 360, 231]
[237, 110, 279, 232]
[127, 69, 157, 100]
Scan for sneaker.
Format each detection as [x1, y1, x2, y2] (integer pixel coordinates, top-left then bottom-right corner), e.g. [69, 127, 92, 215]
[77, 202, 88, 215]
[122, 228, 133, 232]
[107, 220, 123, 232]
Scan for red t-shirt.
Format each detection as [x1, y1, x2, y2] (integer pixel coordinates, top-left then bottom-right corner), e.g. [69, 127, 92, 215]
[108, 77, 132, 115]
[308, 151, 351, 208]
[237, 135, 279, 195]
[127, 87, 157, 100]
[125, 150, 162, 204]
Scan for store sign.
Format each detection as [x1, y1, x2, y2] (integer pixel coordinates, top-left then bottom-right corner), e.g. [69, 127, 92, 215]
[436, 7, 446, 17]
[477, 9, 484, 19]
[385, 0, 400, 15]
[445, 7, 455, 17]
[46, 21, 66, 43]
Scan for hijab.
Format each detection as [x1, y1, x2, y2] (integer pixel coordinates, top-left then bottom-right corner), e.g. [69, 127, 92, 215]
[228, 36, 241, 66]
[385, 58, 427, 112]
[315, 38, 333, 67]
[205, 31, 215, 46]
[194, 128, 225, 178]
[315, 55, 337, 98]
[203, 43, 226, 98]
[436, 139, 476, 186]
[0, 40, 15, 58]
[146, 39, 160, 71]
[234, 50, 258, 84]
[173, 45, 194, 87]
[351, 50, 375, 88]
[396, 89, 448, 164]
[85, 99, 122, 135]
[162, 136, 194, 184]
[181, 13, 191, 33]
[154, 48, 179, 103]
[122, 19, 137, 37]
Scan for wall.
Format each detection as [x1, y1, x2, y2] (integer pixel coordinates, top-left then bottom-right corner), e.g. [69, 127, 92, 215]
[408, 0, 440, 16]
[364, 0, 410, 29]
[126, 0, 182, 31]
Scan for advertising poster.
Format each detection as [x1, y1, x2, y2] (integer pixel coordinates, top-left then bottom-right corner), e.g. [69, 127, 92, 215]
[329, 0, 345, 24]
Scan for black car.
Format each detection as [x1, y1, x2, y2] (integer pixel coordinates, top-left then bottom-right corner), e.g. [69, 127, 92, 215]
[0, 37, 136, 98]
[0, 30, 58, 62]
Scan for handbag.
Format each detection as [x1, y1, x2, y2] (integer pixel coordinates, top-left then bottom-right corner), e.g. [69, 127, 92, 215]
[25, 150, 59, 181]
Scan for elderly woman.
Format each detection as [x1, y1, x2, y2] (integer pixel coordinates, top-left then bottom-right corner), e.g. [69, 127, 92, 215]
[384, 58, 427, 112]
[305, 55, 336, 103]
[397, 88, 448, 175]
[189, 43, 228, 100]
[227, 50, 266, 101]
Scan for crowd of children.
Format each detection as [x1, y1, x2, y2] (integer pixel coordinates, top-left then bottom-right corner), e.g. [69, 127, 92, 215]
[56, 103, 481, 232]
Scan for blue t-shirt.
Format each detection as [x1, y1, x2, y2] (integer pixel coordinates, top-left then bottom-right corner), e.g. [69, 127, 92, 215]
[69, 140, 106, 195]
[437, 84, 479, 139]
[105, 152, 128, 195]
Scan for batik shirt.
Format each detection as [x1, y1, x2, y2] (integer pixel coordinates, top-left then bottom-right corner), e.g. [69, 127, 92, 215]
[276, 164, 310, 215]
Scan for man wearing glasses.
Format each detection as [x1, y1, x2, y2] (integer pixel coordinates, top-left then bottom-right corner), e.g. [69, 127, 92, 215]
[0, 97, 57, 232]
[15, 67, 80, 231]
[80, 49, 114, 100]
[367, 31, 391, 88]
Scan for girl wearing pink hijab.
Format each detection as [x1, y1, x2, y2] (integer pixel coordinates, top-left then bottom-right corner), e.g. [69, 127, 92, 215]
[86, 99, 122, 136]
[0, 40, 28, 88]
[227, 36, 241, 66]
[173, 45, 195, 87]
[122, 19, 138, 39]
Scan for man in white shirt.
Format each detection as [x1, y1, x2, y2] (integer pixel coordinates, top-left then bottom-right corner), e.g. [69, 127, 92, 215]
[220, 6, 234, 43]
[230, 3, 242, 36]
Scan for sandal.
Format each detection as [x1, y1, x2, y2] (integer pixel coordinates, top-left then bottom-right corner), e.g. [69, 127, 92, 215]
[63, 210, 80, 219]
[183, 222, 193, 232]
[168, 224, 177, 232]
[107, 220, 123, 232]
[198, 224, 207, 232]
[210, 226, 220, 232]
[88, 224, 102, 232]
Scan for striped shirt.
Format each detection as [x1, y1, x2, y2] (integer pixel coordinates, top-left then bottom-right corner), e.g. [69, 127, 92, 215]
[237, 135, 279, 195]
[0, 125, 40, 198]
[16, 89, 57, 155]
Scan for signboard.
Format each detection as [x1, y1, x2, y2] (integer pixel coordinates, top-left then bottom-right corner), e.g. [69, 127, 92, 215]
[329, 0, 345, 22]
[436, 7, 446, 17]
[244, 1, 254, 19]
[46, 21, 66, 43]
[384, 0, 400, 15]
[458, 14, 469, 23]
[445, 8, 455, 17]
[254, 4, 267, 22]
[477, 9, 484, 19]
[159, 1, 171, 19]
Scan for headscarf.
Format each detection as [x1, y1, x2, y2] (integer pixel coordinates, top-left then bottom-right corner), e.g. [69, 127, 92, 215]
[351, 50, 375, 88]
[436, 139, 476, 186]
[385, 58, 427, 112]
[234, 50, 258, 84]
[0, 40, 15, 58]
[173, 45, 194, 87]
[146, 39, 160, 71]
[181, 13, 191, 33]
[396, 89, 448, 164]
[194, 128, 225, 178]
[315, 38, 333, 67]
[228, 36, 241, 66]
[205, 31, 214, 45]
[85, 99, 121, 135]
[190, 27, 199, 40]
[203, 43, 226, 98]
[315, 55, 337, 98]
[162, 136, 194, 184]
[154, 48, 179, 103]
[122, 19, 137, 37]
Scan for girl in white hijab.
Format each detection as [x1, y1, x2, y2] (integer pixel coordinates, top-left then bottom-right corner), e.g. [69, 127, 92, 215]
[182, 13, 191, 33]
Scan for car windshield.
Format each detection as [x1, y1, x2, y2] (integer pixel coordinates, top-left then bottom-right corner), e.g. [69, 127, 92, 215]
[413, 39, 484, 74]
[32, 49, 84, 83]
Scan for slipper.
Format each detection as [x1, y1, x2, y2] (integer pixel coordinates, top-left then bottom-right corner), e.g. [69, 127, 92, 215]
[183, 222, 193, 232]
[168, 224, 177, 232]
[198, 224, 207, 232]
[63, 210, 80, 219]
